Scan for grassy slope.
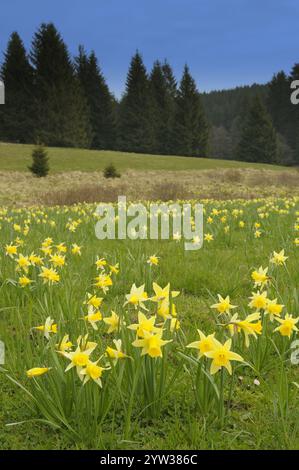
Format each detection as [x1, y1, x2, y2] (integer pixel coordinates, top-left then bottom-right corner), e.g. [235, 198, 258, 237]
[0, 142, 285, 172]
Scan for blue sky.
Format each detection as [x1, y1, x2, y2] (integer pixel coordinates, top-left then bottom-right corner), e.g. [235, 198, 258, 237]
[1, 0, 299, 98]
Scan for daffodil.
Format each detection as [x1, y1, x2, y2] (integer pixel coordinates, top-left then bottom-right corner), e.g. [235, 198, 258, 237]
[147, 255, 159, 266]
[29, 252, 43, 266]
[229, 312, 262, 347]
[132, 329, 172, 358]
[205, 338, 244, 375]
[204, 233, 214, 242]
[39, 266, 60, 284]
[5, 243, 18, 258]
[16, 254, 31, 273]
[151, 282, 180, 303]
[84, 310, 102, 330]
[84, 293, 103, 310]
[187, 330, 216, 358]
[95, 257, 107, 270]
[128, 311, 160, 337]
[55, 242, 67, 253]
[26, 367, 51, 378]
[248, 291, 268, 310]
[62, 343, 96, 375]
[103, 311, 120, 333]
[251, 266, 269, 288]
[106, 339, 128, 362]
[71, 243, 82, 255]
[274, 314, 299, 338]
[109, 263, 119, 275]
[265, 298, 284, 320]
[211, 294, 237, 315]
[56, 334, 73, 352]
[50, 253, 66, 268]
[124, 283, 149, 310]
[80, 360, 109, 387]
[170, 317, 180, 332]
[270, 249, 288, 266]
[94, 273, 112, 293]
[18, 276, 33, 288]
[33, 317, 57, 339]
[42, 237, 53, 248]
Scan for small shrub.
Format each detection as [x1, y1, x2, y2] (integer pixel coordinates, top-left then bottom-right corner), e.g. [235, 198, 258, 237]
[103, 163, 120, 179]
[29, 144, 49, 177]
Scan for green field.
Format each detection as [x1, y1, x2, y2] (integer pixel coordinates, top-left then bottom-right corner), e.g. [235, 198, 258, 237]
[0, 198, 299, 450]
[0, 142, 286, 172]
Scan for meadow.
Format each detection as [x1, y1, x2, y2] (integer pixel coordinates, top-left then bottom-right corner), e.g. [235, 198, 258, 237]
[0, 193, 299, 450]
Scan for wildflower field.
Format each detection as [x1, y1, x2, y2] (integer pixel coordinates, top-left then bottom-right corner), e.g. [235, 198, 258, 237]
[1, 196, 299, 450]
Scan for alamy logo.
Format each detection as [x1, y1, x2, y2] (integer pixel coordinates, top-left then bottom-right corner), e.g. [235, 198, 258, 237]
[95, 196, 203, 251]
[290, 80, 299, 105]
[0, 80, 4, 104]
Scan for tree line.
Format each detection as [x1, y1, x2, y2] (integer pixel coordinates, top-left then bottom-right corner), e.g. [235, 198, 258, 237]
[0, 23, 298, 165]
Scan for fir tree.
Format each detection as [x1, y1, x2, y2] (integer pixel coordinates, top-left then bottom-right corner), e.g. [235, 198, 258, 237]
[0, 32, 34, 143]
[237, 96, 277, 163]
[30, 23, 91, 148]
[150, 60, 177, 154]
[118, 52, 155, 153]
[174, 65, 209, 157]
[75, 47, 116, 149]
[29, 144, 49, 177]
[267, 71, 292, 148]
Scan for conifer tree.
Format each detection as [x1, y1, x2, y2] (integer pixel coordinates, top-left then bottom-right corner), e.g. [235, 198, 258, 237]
[29, 144, 49, 177]
[237, 96, 277, 163]
[174, 65, 209, 157]
[75, 47, 116, 149]
[150, 60, 177, 154]
[118, 52, 155, 153]
[30, 23, 91, 148]
[0, 32, 34, 142]
[267, 71, 292, 147]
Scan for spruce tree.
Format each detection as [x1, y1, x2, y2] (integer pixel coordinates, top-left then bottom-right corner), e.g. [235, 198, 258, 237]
[29, 144, 49, 177]
[174, 65, 209, 157]
[267, 71, 292, 149]
[150, 60, 176, 154]
[118, 52, 155, 153]
[75, 47, 116, 149]
[0, 32, 34, 143]
[30, 23, 91, 148]
[237, 96, 277, 163]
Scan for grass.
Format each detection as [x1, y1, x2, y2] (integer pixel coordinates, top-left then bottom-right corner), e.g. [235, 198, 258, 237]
[0, 197, 299, 449]
[0, 142, 287, 173]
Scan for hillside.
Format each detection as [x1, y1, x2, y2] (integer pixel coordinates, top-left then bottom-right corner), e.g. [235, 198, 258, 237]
[0, 142, 285, 173]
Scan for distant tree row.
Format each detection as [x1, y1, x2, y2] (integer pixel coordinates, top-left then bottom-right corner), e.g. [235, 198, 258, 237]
[0, 23, 298, 165]
[0, 23, 209, 157]
[204, 71, 299, 165]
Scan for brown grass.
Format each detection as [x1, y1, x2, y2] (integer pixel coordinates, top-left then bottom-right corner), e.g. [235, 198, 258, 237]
[1, 168, 299, 206]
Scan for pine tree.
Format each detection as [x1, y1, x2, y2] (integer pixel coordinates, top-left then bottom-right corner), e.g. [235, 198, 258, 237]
[237, 96, 277, 163]
[75, 47, 116, 149]
[150, 60, 177, 154]
[30, 23, 91, 148]
[29, 144, 49, 177]
[0, 32, 34, 143]
[118, 52, 155, 153]
[267, 71, 292, 148]
[174, 65, 209, 157]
